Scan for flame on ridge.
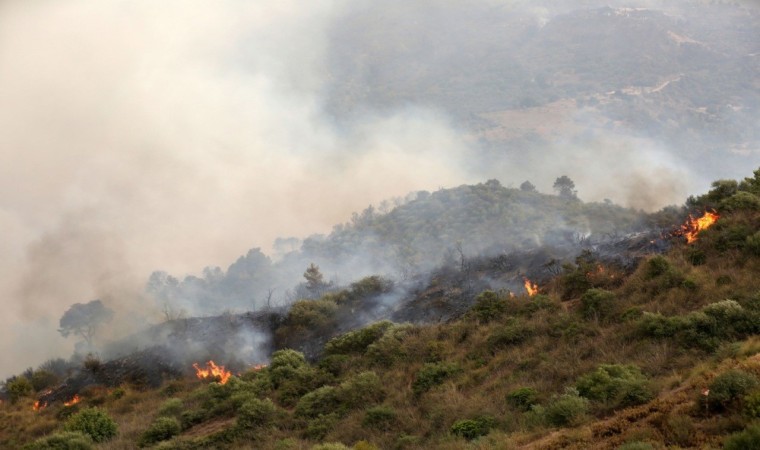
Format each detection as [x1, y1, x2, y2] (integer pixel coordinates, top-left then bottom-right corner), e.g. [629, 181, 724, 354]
[33, 400, 47, 411]
[64, 395, 81, 407]
[678, 211, 719, 244]
[524, 278, 539, 296]
[193, 360, 232, 384]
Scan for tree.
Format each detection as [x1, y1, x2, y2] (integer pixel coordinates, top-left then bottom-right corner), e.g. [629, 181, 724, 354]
[520, 180, 537, 192]
[303, 263, 328, 297]
[58, 300, 114, 346]
[553, 175, 577, 199]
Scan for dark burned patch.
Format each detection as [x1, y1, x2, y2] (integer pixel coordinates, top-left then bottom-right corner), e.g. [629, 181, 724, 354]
[36, 347, 181, 407]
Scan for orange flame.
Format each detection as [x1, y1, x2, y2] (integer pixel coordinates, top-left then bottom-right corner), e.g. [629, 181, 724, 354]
[524, 278, 539, 296]
[33, 400, 47, 411]
[679, 211, 719, 244]
[251, 364, 268, 372]
[64, 395, 81, 407]
[193, 360, 232, 384]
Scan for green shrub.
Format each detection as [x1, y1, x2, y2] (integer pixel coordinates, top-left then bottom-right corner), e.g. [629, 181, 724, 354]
[722, 191, 760, 211]
[617, 442, 654, 450]
[64, 407, 118, 443]
[324, 321, 393, 356]
[6, 376, 33, 403]
[364, 324, 413, 366]
[311, 443, 349, 450]
[158, 398, 183, 417]
[296, 386, 341, 418]
[450, 417, 494, 440]
[139, 417, 180, 447]
[507, 387, 539, 411]
[747, 231, 760, 256]
[237, 398, 277, 429]
[338, 371, 384, 408]
[544, 387, 589, 427]
[637, 313, 685, 338]
[576, 364, 653, 409]
[30, 370, 59, 392]
[687, 248, 706, 266]
[723, 424, 760, 450]
[470, 291, 508, 322]
[523, 294, 559, 314]
[645, 256, 670, 279]
[707, 370, 759, 412]
[580, 289, 616, 322]
[362, 406, 397, 430]
[487, 323, 531, 354]
[303, 413, 339, 440]
[22, 431, 93, 450]
[744, 390, 760, 418]
[412, 362, 459, 396]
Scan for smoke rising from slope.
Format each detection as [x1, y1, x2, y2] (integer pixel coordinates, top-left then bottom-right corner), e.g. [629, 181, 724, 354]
[0, 0, 756, 378]
[0, 0, 474, 377]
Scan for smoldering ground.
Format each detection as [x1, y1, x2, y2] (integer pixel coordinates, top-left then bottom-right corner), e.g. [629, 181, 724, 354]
[0, 0, 757, 378]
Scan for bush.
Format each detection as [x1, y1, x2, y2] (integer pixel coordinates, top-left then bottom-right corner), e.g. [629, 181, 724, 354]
[365, 324, 412, 366]
[158, 398, 183, 417]
[723, 424, 760, 450]
[707, 370, 759, 412]
[617, 442, 654, 450]
[575, 364, 653, 409]
[450, 417, 493, 440]
[580, 289, 616, 322]
[64, 407, 118, 443]
[412, 362, 459, 396]
[338, 371, 384, 408]
[30, 370, 59, 392]
[303, 413, 339, 440]
[507, 387, 539, 411]
[5, 376, 33, 403]
[747, 231, 760, 256]
[296, 386, 341, 418]
[470, 291, 508, 322]
[237, 398, 277, 429]
[22, 431, 93, 450]
[311, 444, 349, 450]
[324, 321, 393, 356]
[743, 390, 760, 418]
[362, 406, 397, 430]
[544, 387, 589, 427]
[487, 321, 531, 353]
[139, 417, 180, 447]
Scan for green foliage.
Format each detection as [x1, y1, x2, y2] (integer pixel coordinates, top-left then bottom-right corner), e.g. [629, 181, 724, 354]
[543, 387, 589, 427]
[747, 231, 760, 256]
[158, 398, 183, 417]
[469, 290, 508, 322]
[617, 442, 654, 450]
[507, 387, 539, 411]
[723, 424, 760, 450]
[283, 299, 338, 330]
[486, 321, 531, 353]
[324, 321, 394, 356]
[450, 416, 493, 440]
[22, 431, 93, 450]
[5, 376, 33, 403]
[707, 370, 758, 412]
[743, 390, 760, 419]
[30, 370, 59, 392]
[139, 417, 181, 447]
[722, 191, 760, 211]
[296, 386, 340, 418]
[63, 407, 118, 443]
[412, 362, 460, 396]
[362, 406, 397, 430]
[237, 398, 277, 429]
[303, 413, 340, 440]
[575, 364, 653, 410]
[311, 443, 350, 450]
[580, 289, 616, 322]
[338, 371, 384, 408]
[364, 324, 413, 366]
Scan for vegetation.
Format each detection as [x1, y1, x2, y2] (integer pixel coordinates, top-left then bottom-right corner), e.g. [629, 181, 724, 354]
[2, 169, 760, 448]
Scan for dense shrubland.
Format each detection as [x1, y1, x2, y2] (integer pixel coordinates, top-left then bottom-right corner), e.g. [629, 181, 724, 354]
[3, 170, 760, 449]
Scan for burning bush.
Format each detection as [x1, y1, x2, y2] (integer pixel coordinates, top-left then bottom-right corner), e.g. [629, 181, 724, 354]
[63, 407, 118, 443]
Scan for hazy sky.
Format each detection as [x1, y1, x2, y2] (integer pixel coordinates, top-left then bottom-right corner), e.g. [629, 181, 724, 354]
[0, 0, 754, 378]
[0, 0, 477, 377]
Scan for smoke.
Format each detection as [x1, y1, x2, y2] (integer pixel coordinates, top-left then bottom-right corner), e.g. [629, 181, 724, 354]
[0, 0, 474, 378]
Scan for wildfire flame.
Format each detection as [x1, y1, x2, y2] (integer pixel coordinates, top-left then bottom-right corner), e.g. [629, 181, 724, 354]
[524, 278, 539, 296]
[33, 400, 47, 411]
[64, 395, 81, 407]
[678, 211, 719, 244]
[193, 360, 232, 384]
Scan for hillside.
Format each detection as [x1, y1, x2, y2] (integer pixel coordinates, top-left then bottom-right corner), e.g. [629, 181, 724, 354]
[3, 169, 760, 449]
